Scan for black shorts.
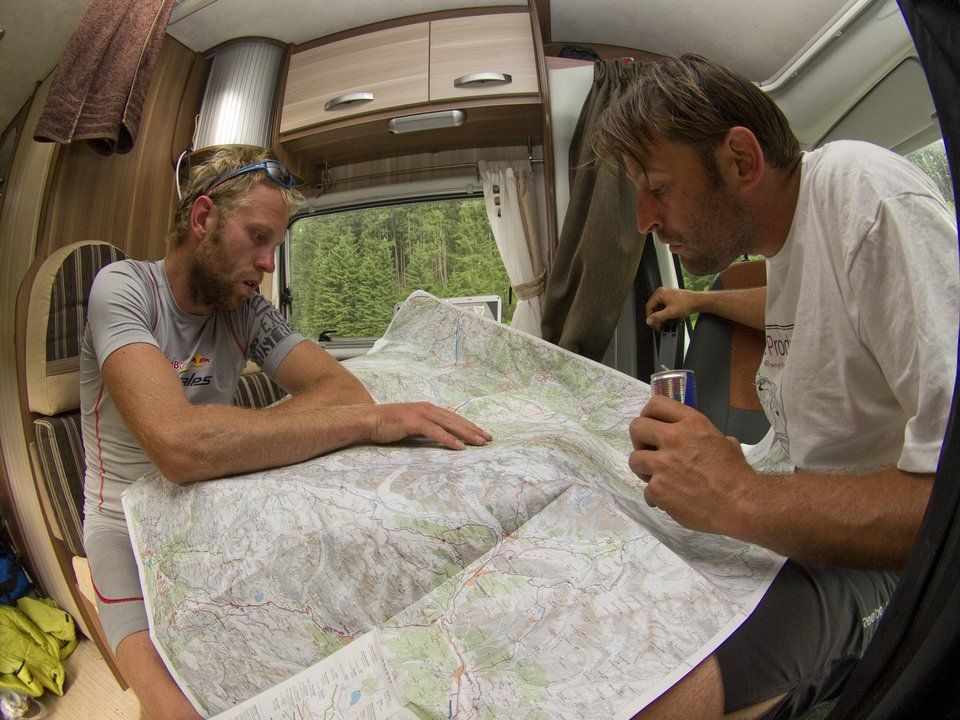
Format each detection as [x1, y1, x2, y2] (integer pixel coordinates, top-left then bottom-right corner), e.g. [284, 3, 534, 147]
[716, 560, 898, 719]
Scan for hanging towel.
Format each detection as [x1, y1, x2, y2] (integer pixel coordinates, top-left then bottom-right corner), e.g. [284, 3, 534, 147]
[34, 0, 176, 155]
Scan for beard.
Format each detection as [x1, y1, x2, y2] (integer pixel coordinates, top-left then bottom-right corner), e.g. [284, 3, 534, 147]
[666, 183, 759, 277]
[187, 222, 244, 310]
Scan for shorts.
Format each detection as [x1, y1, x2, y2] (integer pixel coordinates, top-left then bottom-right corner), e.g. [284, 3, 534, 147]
[716, 560, 898, 719]
[83, 511, 149, 653]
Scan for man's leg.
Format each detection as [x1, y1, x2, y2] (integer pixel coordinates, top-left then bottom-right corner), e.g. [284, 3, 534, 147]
[634, 560, 896, 720]
[117, 630, 201, 720]
[633, 655, 784, 720]
[85, 516, 199, 719]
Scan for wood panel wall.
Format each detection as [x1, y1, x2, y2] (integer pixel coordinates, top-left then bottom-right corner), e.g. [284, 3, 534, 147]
[0, 77, 68, 618]
[0, 34, 205, 638]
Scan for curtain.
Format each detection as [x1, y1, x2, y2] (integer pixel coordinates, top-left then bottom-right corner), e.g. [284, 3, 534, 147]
[540, 59, 644, 361]
[478, 160, 545, 336]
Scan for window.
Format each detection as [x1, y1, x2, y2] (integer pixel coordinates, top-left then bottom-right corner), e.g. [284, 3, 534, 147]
[906, 138, 955, 215]
[285, 196, 516, 342]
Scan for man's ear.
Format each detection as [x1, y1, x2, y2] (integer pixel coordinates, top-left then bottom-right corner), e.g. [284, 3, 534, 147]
[716, 126, 764, 190]
[189, 195, 217, 241]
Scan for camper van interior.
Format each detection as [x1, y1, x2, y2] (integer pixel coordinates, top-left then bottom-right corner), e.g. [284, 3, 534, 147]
[0, 0, 957, 718]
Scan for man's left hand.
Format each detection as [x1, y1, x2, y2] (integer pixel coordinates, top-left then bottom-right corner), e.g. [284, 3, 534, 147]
[628, 395, 755, 535]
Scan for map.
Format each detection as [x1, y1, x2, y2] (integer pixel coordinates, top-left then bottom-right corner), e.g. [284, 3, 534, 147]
[123, 291, 785, 719]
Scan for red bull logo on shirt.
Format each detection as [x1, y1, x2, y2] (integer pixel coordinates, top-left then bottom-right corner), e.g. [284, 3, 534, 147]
[171, 354, 214, 386]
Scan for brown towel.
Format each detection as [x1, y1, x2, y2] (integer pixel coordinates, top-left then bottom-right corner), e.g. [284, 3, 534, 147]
[34, 0, 175, 155]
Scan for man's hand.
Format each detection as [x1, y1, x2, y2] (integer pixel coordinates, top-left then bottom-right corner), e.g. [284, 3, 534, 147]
[628, 395, 754, 535]
[646, 285, 767, 331]
[367, 402, 492, 450]
[644, 288, 702, 331]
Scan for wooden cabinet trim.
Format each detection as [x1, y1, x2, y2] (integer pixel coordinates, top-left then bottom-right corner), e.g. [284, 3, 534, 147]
[292, 6, 527, 54]
[281, 99, 543, 171]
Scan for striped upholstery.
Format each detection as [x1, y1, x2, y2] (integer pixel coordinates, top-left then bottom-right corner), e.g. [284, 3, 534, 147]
[233, 371, 287, 409]
[27, 242, 127, 415]
[33, 413, 86, 557]
[46, 243, 127, 367]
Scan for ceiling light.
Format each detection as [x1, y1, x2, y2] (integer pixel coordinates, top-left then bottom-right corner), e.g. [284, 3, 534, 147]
[388, 110, 465, 134]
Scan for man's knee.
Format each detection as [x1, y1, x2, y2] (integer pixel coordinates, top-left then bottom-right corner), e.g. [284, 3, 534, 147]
[116, 631, 201, 720]
[632, 655, 725, 720]
[631, 655, 786, 720]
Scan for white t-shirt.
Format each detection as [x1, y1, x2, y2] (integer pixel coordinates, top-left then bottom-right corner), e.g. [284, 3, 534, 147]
[757, 140, 958, 475]
[80, 259, 305, 518]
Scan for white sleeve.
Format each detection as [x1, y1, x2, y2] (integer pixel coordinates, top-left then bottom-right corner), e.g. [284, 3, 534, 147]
[86, 262, 160, 368]
[853, 193, 959, 473]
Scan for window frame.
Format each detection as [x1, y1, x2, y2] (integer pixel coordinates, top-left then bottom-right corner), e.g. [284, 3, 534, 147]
[279, 175, 496, 356]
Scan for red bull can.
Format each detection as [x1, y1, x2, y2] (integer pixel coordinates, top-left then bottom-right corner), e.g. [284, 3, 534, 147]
[650, 369, 697, 408]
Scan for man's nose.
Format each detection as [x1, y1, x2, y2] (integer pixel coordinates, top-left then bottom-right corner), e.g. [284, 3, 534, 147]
[635, 194, 662, 235]
[255, 248, 276, 273]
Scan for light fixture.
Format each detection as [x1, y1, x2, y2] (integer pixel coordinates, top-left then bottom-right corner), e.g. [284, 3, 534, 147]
[388, 110, 466, 134]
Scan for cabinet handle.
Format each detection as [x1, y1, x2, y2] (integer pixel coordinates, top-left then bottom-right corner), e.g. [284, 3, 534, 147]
[324, 91, 375, 111]
[453, 72, 513, 88]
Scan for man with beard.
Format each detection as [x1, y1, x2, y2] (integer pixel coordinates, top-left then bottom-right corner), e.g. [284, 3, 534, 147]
[79, 146, 492, 720]
[593, 55, 958, 719]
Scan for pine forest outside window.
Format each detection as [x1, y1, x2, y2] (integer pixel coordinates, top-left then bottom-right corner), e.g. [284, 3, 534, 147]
[287, 198, 517, 341]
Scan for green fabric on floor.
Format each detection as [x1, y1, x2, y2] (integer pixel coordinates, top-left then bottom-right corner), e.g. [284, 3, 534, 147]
[0, 597, 76, 698]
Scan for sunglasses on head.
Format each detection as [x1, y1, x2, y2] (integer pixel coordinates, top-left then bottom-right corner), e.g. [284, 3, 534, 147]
[203, 160, 297, 196]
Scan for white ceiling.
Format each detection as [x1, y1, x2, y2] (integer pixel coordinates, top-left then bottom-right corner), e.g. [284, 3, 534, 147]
[0, 0, 91, 134]
[550, 0, 856, 81]
[0, 0, 859, 142]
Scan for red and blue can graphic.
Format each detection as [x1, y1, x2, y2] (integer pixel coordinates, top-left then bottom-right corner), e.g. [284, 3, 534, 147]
[650, 369, 697, 408]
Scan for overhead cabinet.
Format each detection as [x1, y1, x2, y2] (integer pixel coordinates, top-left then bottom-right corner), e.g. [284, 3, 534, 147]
[280, 24, 430, 133]
[428, 14, 539, 102]
[278, 11, 542, 166]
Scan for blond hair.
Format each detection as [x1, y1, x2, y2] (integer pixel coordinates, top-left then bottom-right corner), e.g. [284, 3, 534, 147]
[168, 145, 303, 248]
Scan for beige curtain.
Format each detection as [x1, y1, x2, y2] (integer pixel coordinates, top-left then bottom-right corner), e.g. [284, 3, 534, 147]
[478, 160, 546, 336]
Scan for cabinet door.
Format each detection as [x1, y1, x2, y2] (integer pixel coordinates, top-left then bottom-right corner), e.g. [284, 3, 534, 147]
[281, 24, 429, 134]
[429, 13, 539, 102]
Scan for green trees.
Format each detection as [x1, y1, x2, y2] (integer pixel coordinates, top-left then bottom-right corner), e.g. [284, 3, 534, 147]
[289, 199, 515, 339]
[908, 139, 956, 215]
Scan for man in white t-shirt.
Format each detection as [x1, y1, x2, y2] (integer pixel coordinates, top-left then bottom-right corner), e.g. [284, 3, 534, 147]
[81, 146, 492, 720]
[594, 54, 958, 719]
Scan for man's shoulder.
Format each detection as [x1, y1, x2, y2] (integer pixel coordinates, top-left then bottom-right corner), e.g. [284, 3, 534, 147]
[92, 258, 159, 291]
[804, 140, 937, 200]
[808, 140, 933, 189]
[234, 291, 284, 321]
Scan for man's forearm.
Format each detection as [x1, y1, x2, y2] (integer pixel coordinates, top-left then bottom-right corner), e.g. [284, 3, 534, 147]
[159, 400, 376, 483]
[722, 466, 933, 570]
[645, 286, 766, 331]
[697, 287, 766, 330]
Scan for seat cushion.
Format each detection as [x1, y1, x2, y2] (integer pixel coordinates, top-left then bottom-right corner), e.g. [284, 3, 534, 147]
[33, 412, 86, 557]
[26, 242, 127, 416]
[233, 371, 287, 409]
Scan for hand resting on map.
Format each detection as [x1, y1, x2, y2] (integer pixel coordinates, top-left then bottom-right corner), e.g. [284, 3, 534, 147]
[367, 401, 492, 450]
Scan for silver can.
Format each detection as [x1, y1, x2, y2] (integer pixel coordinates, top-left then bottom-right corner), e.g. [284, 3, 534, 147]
[650, 369, 698, 408]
